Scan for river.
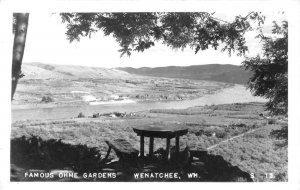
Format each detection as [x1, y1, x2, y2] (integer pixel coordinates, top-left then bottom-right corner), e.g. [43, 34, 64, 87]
[11, 85, 267, 122]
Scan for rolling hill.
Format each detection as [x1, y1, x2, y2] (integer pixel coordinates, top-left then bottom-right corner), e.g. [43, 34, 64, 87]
[117, 64, 252, 84]
[21, 62, 134, 80]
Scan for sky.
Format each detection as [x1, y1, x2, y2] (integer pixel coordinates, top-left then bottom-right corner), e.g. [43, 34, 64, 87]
[21, 11, 286, 68]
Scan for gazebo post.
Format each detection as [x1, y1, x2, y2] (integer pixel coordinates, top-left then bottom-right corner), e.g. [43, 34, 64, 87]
[166, 137, 170, 160]
[140, 135, 144, 158]
[175, 136, 180, 155]
[149, 137, 154, 158]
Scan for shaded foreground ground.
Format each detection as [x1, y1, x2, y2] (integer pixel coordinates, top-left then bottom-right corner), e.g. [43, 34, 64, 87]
[11, 102, 288, 182]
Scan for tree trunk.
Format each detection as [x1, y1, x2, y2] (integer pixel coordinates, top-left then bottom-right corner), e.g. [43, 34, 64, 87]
[11, 13, 29, 101]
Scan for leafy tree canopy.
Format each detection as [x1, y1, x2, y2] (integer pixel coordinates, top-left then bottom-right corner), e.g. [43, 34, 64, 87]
[60, 12, 289, 115]
[60, 12, 265, 57]
[242, 21, 288, 115]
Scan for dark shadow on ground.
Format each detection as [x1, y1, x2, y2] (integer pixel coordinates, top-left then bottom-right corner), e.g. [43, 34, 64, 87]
[11, 136, 252, 182]
[269, 125, 288, 149]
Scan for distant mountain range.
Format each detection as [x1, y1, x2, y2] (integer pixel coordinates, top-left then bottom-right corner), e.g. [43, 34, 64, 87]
[22, 62, 252, 84]
[117, 64, 252, 84]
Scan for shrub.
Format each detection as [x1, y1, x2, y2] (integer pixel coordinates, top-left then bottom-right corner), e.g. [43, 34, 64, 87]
[11, 136, 102, 173]
[268, 119, 276, 125]
[232, 130, 241, 136]
[251, 122, 260, 129]
[194, 130, 204, 136]
[215, 131, 227, 139]
[92, 113, 100, 118]
[274, 172, 287, 182]
[203, 127, 226, 138]
[78, 112, 85, 118]
[41, 96, 53, 103]
[231, 122, 247, 128]
[203, 128, 214, 137]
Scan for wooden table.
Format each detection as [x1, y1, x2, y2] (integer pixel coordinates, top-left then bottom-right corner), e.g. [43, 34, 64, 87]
[132, 125, 188, 160]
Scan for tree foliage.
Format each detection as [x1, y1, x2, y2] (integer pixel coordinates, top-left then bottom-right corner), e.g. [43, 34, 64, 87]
[242, 21, 288, 115]
[60, 12, 265, 57]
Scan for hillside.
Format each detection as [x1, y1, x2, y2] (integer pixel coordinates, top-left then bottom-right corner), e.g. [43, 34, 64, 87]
[21, 62, 133, 80]
[117, 64, 252, 84]
[13, 62, 232, 108]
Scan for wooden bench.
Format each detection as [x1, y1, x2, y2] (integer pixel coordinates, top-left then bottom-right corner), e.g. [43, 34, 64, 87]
[104, 139, 141, 170]
[105, 139, 139, 159]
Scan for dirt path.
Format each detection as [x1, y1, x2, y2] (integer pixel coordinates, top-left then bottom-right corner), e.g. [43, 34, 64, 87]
[207, 127, 263, 150]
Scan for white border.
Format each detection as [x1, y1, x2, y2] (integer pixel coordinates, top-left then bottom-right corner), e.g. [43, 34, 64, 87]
[0, 0, 299, 190]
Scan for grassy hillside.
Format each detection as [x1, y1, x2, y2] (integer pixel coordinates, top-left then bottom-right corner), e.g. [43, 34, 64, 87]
[22, 62, 133, 79]
[11, 103, 287, 182]
[117, 64, 252, 84]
